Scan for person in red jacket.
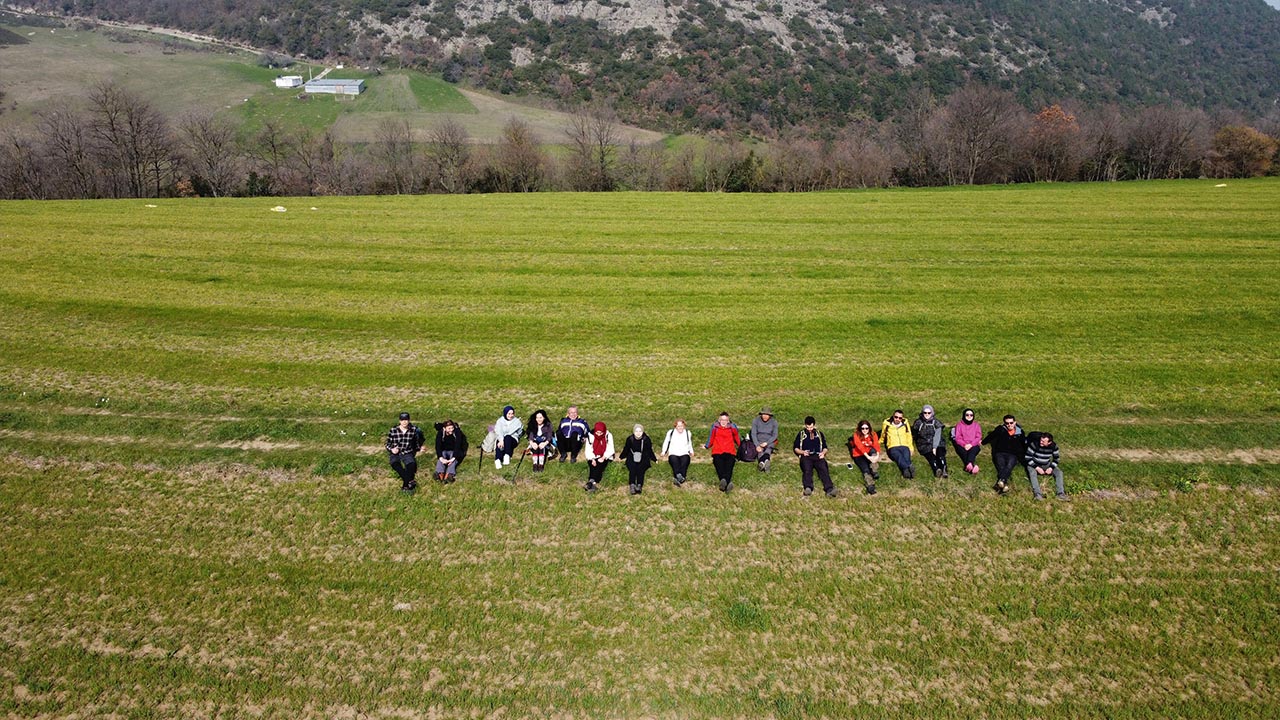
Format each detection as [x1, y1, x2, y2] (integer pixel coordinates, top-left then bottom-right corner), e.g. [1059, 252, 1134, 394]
[846, 419, 881, 494]
[704, 411, 742, 492]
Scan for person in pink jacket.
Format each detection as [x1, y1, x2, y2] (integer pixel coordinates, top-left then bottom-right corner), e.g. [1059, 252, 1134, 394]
[950, 408, 983, 475]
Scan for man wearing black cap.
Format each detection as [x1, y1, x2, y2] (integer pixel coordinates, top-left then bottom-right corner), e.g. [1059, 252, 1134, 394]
[386, 412, 425, 493]
[793, 416, 837, 497]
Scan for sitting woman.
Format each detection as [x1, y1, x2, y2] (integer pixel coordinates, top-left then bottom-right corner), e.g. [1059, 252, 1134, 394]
[951, 408, 983, 475]
[583, 421, 615, 492]
[621, 424, 658, 495]
[433, 419, 468, 483]
[661, 419, 695, 486]
[847, 420, 881, 494]
[492, 405, 523, 469]
[526, 409, 556, 474]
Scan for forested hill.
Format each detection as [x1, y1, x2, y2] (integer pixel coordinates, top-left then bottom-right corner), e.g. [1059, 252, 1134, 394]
[15, 0, 1280, 131]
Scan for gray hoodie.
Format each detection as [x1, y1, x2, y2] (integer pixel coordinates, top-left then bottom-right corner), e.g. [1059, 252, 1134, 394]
[751, 414, 779, 449]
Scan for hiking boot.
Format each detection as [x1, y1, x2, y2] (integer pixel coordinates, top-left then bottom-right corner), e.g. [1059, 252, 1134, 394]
[444, 475, 455, 484]
[941, 468, 949, 479]
[934, 468, 943, 479]
[629, 483, 639, 495]
[586, 481, 598, 493]
[1033, 492, 1045, 501]
[558, 454, 566, 463]
[719, 477, 729, 492]
[866, 483, 877, 495]
[674, 473, 685, 486]
[1056, 492, 1071, 502]
[825, 488, 839, 498]
[762, 457, 771, 472]
[803, 487, 813, 497]
[904, 467, 915, 480]
[994, 480, 1009, 495]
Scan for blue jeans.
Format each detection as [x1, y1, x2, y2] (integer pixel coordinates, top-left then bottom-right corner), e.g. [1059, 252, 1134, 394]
[887, 446, 913, 476]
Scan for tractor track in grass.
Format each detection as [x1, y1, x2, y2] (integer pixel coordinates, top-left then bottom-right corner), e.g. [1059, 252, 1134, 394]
[2, 428, 1279, 464]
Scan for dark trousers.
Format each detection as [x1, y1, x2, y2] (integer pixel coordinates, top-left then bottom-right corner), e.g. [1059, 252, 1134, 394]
[800, 455, 834, 492]
[668, 454, 691, 479]
[389, 453, 418, 490]
[559, 436, 584, 460]
[993, 452, 1020, 481]
[852, 454, 879, 479]
[588, 459, 610, 483]
[497, 435, 517, 462]
[953, 442, 980, 467]
[627, 465, 648, 486]
[712, 453, 736, 481]
[919, 445, 948, 473]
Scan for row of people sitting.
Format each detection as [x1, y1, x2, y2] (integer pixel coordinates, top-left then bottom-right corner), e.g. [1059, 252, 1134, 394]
[386, 405, 1067, 500]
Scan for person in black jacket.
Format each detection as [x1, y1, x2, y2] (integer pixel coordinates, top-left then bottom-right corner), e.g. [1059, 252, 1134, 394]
[621, 424, 659, 495]
[387, 412, 425, 493]
[433, 419, 468, 483]
[982, 415, 1025, 496]
[793, 416, 837, 497]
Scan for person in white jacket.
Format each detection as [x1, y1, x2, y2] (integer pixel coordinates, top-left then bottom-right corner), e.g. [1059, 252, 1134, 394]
[492, 405, 523, 469]
[661, 418, 696, 486]
[583, 421, 615, 492]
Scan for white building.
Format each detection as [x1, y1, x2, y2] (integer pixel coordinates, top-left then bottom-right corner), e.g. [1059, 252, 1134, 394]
[274, 75, 303, 89]
[303, 78, 365, 96]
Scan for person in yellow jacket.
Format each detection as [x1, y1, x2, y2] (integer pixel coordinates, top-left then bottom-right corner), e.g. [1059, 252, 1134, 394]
[880, 409, 916, 479]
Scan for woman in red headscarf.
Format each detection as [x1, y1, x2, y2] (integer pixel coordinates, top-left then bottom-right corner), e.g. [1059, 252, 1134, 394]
[583, 421, 615, 492]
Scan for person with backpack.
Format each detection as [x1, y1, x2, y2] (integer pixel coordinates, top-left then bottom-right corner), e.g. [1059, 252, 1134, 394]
[983, 415, 1026, 495]
[433, 419, 468, 483]
[492, 405, 523, 469]
[951, 408, 983, 475]
[621, 424, 659, 495]
[793, 415, 836, 497]
[1024, 430, 1069, 501]
[660, 418, 695, 486]
[583, 421, 615, 492]
[705, 412, 742, 492]
[911, 405, 949, 478]
[751, 407, 780, 472]
[847, 420, 881, 494]
[880, 409, 916, 479]
[386, 412, 425, 494]
[526, 409, 556, 474]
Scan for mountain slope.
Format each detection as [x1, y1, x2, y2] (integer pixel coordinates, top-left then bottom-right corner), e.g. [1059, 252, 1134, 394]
[13, 0, 1280, 130]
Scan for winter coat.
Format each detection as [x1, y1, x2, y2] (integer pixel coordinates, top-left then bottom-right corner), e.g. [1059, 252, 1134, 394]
[982, 424, 1026, 456]
[622, 434, 658, 470]
[751, 416, 779, 449]
[706, 423, 742, 455]
[912, 414, 945, 454]
[880, 420, 913, 451]
[433, 424, 469, 463]
[848, 431, 881, 458]
[952, 420, 983, 449]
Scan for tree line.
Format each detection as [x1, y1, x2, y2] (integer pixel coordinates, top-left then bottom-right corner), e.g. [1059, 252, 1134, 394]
[1, 83, 1277, 200]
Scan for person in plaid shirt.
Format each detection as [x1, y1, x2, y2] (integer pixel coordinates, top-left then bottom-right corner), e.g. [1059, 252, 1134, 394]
[386, 412, 425, 493]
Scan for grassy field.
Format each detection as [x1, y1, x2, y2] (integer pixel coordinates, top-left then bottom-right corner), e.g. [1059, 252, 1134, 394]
[1, 180, 1279, 717]
[0, 15, 663, 145]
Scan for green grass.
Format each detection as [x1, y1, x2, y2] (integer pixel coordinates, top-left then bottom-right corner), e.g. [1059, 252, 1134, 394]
[1, 180, 1279, 716]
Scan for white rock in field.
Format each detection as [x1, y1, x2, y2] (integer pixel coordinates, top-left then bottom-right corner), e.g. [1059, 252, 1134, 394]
[271, 206, 287, 212]
[310, 207, 318, 210]
[393, 602, 412, 612]
[1215, 183, 1227, 188]
[145, 204, 157, 208]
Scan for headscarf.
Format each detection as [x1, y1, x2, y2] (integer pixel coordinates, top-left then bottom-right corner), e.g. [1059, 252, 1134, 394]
[503, 405, 515, 419]
[960, 408, 975, 425]
[633, 424, 644, 439]
[592, 421, 608, 456]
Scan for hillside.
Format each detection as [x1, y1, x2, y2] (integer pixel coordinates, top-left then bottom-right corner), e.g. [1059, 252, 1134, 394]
[0, 12, 663, 145]
[10, 0, 1280, 132]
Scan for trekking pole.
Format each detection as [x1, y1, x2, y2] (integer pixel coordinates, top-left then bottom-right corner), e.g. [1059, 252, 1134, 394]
[476, 447, 484, 475]
[511, 449, 529, 484]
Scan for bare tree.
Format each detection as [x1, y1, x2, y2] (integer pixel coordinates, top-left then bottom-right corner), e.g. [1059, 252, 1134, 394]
[616, 140, 668, 191]
[0, 131, 45, 200]
[565, 103, 619, 191]
[894, 88, 940, 186]
[180, 113, 242, 197]
[829, 124, 897, 189]
[371, 118, 419, 194]
[1078, 105, 1128, 182]
[251, 119, 296, 194]
[937, 84, 1026, 185]
[426, 118, 471, 194]
[494, 117, 546, 192]
[38, 103, 98, 198]
[1126, 105, 1209, 180]
[87, 82, 178, 198]
[1025, 104, 1083, 182]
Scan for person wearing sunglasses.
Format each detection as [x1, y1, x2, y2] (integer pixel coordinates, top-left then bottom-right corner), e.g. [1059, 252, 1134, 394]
[880, 409, 916, 479]
[982, 414, 1025, 495]
[911, 404, 949, 479]
[846, 420, 881, 494]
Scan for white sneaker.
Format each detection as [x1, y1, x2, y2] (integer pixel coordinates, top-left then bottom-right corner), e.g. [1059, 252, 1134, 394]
[503, 456, 510, 466]
[495, 459, 503, 470]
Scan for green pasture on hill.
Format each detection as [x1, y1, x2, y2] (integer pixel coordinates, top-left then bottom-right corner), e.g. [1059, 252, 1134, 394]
[1, 180, 1279, 717]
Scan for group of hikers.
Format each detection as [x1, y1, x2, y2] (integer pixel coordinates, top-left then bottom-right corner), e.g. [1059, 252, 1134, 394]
[385, 405, 1068, 501]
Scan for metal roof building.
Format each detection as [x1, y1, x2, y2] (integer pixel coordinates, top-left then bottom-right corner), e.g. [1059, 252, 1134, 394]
[303, 78, 365, 95]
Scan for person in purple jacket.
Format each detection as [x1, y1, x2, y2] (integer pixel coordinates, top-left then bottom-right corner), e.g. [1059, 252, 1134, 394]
[951, 408, 983, 475]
